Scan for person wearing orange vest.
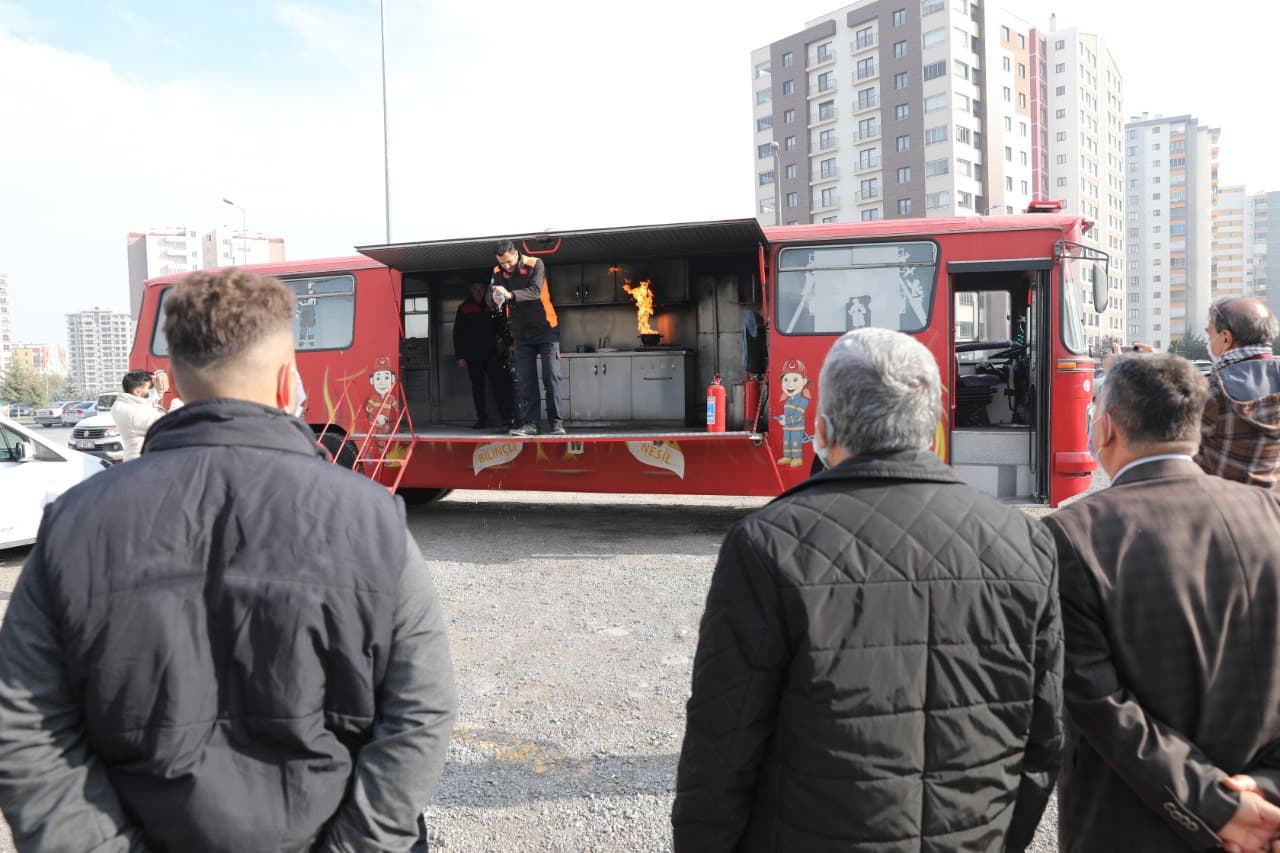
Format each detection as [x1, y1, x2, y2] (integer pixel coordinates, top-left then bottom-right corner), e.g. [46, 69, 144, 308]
[490, 239, 565, 437]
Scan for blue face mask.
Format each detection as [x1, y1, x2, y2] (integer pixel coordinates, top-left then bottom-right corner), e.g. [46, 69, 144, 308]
[813, 412, 835, 467]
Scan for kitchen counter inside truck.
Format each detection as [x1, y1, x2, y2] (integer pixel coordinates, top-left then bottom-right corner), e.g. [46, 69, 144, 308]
[558, 348, 694, 423]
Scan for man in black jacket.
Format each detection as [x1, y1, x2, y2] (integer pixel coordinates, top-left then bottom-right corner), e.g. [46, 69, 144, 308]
[672, 327, 1062, 852]
[0, 268, 456, 851]
[1047, 353, 1280, 853]
[454, 281, 514, 430]
[490, 239, 565, 437]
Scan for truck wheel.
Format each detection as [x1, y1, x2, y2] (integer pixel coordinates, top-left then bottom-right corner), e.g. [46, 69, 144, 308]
[398, 488, 453, 506]
[316, 430, 359, 469]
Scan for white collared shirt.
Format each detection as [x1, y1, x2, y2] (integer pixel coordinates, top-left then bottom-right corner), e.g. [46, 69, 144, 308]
[1111, 453, 1195, 484]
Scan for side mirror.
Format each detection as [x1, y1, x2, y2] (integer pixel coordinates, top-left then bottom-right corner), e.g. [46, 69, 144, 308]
[1092, 260, 1110, 313]
[13, 440, 33, 463]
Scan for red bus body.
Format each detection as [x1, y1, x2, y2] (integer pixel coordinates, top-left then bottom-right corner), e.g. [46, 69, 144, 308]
[131, 214, 1105, 506]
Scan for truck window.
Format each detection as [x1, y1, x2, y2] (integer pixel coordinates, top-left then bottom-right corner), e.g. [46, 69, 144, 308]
[776, 241, 938, 334]
[150, 274, 356, 356]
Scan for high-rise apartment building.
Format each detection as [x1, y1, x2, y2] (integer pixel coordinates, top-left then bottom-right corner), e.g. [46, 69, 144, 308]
[1124, 114, 1219, 351]
[66, 308, 132, 394]
[127, 227, 286, 321]
[751, 0, 1041, 227]
[1212, 186, 1266, 301]
[1036, 27, 1126, 349]
[0, 273, 11, 378]
[1257, 191, 1277, 309]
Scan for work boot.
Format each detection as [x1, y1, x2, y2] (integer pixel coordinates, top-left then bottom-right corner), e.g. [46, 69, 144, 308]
[509, 424, 538, 437]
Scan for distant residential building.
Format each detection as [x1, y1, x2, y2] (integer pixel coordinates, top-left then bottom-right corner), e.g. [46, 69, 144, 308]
[1212, 186, 1266, 302]
[1037, 26, 1126, 349]
[1124, 113, 1219, 351]
[0, 273, 11, 378]
[127, 227, 286, 320]
[1258, 191, 1278, 310]
[66, 308, 132, 394]
[11, 343, 67, 375]
[751, 1, 1040, 227]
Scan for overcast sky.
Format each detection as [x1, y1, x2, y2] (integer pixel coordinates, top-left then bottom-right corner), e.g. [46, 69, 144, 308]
[0, 0, 1272, 345]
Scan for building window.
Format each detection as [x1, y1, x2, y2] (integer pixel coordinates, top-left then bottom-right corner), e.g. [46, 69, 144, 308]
[896, 134, 910, 152]
[858, 87, 878, 109]
[924, 93, 947, 112]
[820, 129, 838, 150]
[755, 61, 771, 79]
[856, 57, 876, 79]
[893, 40, 908, 58]
[784, 108, 796, 123]
[785, 164, 797, 180]
[757, 143, 773, 159]
[894, 71, 909, 89]
[1001, 25, 1010, 42]
[1018, 62, 1026, 79]
[922, 27, 945, 48]
[756, 89, 772, 104]
[926, 191, 952, 209]
[924, 126, 947, 145]
[1056, 108, 1066, 119]
[925, 158, 949, 177]
[958, 191, 973, 209]
[897, 166, 911, 183]
[818, 100, 836, 121]
[898, 198, 913, 215]
[859, 148, 879, 170]
[856, 25, 877, 49]
[956, 126, 971, 144]
[820, 158, 838, 179]
[782, 51, 793, 67]
[923, 60, 946, 80]
[859, 178, 880, 200]
[1005, 146, 1013, 161]
[1017, 92, 1026, 108]
[1056, 39, 1065, 50]
[822, 216, 837, 223]
[757, 116, 773, 131]
[858, 116, 879, 140]
[1002, 85, 1012, 102]
[817, 71, 835, 92]
[816, 42, 833, 63]
[782, 80, 794, 95]
[759, 171, 775, 186]
[893, 8, 907, 26]
[820, 187, 838, 207]
[784, 136, 797, 150]
[896, 103, 909, 120]
[861, 208, 881, 221]
[786, 191, 798, 207]
[1017, 33, 1025, 49]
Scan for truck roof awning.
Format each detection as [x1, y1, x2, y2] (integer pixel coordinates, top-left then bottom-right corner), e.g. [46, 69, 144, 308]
[355, 218, 768, 272]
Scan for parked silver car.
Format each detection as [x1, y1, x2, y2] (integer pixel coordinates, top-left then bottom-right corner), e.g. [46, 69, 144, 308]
[35, 401, 71, 427]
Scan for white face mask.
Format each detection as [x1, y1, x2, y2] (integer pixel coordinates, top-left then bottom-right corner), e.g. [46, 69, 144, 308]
[813, 412, 835, 467]
[292, 369, 307, 418]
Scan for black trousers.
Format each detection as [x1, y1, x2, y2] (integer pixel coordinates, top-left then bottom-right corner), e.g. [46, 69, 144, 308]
[464, 351, 514, 424]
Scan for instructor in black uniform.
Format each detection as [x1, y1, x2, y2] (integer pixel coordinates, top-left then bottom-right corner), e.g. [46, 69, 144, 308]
[454, 281, 514, 430]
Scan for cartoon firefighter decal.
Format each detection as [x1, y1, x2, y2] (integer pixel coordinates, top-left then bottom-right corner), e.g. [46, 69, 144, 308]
[774, 358, 811, 467]
[362, 355, 409, 466]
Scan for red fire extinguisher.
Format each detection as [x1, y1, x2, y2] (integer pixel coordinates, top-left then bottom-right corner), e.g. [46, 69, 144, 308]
[707, 373, 727, 433]
[743, 374, 761, 431]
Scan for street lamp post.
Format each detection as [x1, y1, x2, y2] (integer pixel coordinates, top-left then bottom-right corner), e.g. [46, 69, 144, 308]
[380, 0, 391, 243]
[770, 141, 782, 226]
[222, 198, 247, 266]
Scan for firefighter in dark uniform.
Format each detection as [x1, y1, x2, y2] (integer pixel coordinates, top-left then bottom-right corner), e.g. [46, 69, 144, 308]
[454, 281, 514, 430]
[490, 239, 565, 436]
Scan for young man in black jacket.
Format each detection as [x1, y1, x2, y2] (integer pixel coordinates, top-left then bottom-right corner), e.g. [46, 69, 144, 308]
[673, 327, 1062, 852]
[0, 268, 456, 852]
[454, 281, 514, 430]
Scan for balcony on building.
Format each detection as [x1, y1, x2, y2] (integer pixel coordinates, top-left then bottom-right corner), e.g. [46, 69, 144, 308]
[813, 197, 842, 214]
[808, 44, 836, 70]
[809, 104, 839, 128]
[858, 187, 882, 202]
[811, 165, 840, 185]
[854, 155, 881, 175]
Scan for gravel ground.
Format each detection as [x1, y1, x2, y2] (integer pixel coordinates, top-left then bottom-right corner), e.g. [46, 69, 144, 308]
[0, 474, 1107, 852]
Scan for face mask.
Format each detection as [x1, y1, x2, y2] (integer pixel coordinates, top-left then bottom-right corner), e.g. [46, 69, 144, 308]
[813, 412, 835, 468]
[1088, 410, 1107, 465]
[292, 368, 307, 418]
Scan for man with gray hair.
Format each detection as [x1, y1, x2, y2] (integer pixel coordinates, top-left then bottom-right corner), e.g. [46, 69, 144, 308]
[672, 328, 1062, 852]
[1195, 296, 1280, 488]
[1045, 353, 1280, 852]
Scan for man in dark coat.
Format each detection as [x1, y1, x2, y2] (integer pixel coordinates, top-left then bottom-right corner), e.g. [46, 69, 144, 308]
[0, 268, 456, 852]
[672, 327, 1063, 852]
[454, 280, 514, 429]
[1046, 353, 1280, 853]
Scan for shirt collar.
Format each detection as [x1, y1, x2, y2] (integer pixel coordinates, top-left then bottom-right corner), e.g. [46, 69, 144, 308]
[1217, 345, 1274, 369]
[1111, 453, 1195, 484]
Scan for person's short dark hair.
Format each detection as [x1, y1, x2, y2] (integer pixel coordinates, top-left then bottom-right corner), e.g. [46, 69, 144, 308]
[121, 369, 153, 395]
[1210, 297, 1279, 346]
[1101, 353, 1207, 445]
[494, 240, 516, 257]
[163, 269, 295, 369]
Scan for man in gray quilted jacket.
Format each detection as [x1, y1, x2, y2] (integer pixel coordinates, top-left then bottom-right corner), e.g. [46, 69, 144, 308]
[672, 327, 1062, 853]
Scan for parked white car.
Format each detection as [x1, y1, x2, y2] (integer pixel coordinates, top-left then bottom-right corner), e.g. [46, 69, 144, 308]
[0, 415, 105, 549]
[70, 412, 125, 463]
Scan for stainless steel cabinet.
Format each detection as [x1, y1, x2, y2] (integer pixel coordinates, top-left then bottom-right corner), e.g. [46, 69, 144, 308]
[567, 356, 632, 421]
[632, 353, 688, 420]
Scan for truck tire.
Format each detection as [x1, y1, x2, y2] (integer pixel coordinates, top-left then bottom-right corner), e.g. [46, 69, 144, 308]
[315, 429, 359, 469]
[398, 488, 453, 506]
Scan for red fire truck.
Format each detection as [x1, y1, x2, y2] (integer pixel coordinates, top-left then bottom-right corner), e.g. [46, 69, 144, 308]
[131, 208, 1110, 506]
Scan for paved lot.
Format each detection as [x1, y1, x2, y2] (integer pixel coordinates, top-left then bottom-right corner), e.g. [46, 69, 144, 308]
[0, 478, 1101, 851]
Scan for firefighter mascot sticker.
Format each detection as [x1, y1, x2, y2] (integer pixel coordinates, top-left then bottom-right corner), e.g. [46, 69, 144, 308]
[774, 359, 811, 467]
[364, 356, 406, 465]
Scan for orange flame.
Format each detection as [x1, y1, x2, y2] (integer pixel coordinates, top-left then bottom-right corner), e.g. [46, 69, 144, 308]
[622, 279, 656, 334]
